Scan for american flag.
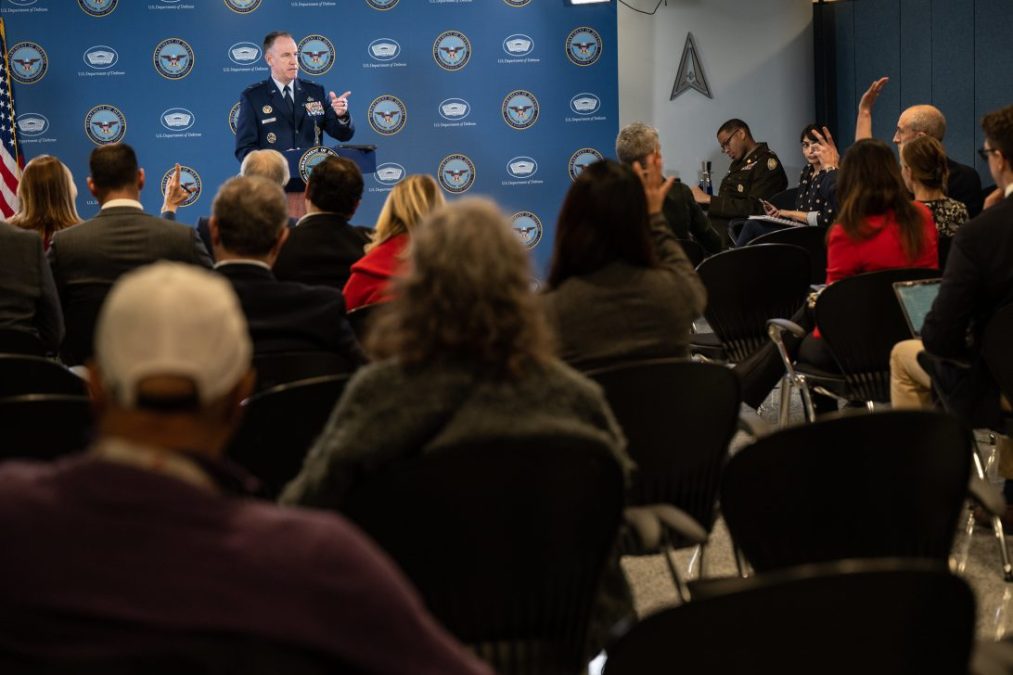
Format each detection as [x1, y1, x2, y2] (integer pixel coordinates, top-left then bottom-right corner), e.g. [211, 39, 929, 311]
[0, 19, 22, 218]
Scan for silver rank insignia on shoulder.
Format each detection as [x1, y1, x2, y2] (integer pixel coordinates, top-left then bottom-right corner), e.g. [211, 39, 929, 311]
[737, 184, 744, 192]
[266, 132, 277, 144]
[307, 96, 315, 102]
[768, 158, 779, 170]
[262, 105, 272, 114]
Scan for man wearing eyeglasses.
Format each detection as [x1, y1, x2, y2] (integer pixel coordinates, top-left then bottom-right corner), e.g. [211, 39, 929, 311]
[690, 118, 788, 246]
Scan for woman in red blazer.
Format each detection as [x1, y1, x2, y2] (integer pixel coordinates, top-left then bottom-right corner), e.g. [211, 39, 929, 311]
[343, 175, 444, 312]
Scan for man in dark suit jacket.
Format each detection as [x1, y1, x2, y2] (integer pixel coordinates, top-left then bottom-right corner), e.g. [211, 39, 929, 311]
[48, 143, 212, 365]
[0, 222, 63, 353]
[273, 156, 372, 290]
[209, 174, 365, 366]
[161, 150, 297, 261]
[234, 31, 354, 162]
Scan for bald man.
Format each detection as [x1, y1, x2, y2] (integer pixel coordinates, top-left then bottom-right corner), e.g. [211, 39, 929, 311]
[856, 77, 983, 217]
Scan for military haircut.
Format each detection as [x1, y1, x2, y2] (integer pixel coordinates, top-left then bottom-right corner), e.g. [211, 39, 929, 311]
[306, 157, 363, 217]
[89, 143, 139, 195]
[717, 118, 752, 140]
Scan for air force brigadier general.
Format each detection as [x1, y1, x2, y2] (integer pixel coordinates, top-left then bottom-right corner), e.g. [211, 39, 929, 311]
[235, 31, 354, 162]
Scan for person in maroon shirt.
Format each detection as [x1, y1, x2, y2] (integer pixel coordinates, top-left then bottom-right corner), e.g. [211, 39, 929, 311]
[0, 261, 491, 675]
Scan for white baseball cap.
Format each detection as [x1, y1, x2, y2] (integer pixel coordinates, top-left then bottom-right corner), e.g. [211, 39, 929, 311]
[94, 261, 252, 408]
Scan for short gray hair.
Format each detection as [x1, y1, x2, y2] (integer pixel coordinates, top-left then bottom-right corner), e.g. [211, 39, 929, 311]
[240, 149, 290, 186]
[615, 122, 660, 165]
[212, 176, 287, 257]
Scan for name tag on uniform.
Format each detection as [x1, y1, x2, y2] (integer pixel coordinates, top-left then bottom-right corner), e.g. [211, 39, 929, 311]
[261, 117, 276, 124]
[305, 101, 325, 116]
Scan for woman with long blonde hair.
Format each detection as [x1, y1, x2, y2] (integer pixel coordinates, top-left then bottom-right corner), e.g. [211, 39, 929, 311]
[9, 155, 81, 251]
[342, 174, 444, 311]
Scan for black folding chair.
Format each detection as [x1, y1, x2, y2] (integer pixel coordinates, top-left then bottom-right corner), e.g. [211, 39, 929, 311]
[0, 394, 93, 461]
[341, 435, 624, 675]
[346, 303, 384, 344]
[691, 244, 811, 364]
[251, 351, 355, 393]
[603, 558, 974, 675]
[226, 374, 350, 499]
[0, 329, 46, 357]
[586, 359, 741, 599]
[0, 355, 87, 398]
[674, 239, 705, 268]
[767, 267, 939, 423]
[767, 187, 799, 211]
[749, 226, 828, 285]
[720, 410, 971, 573]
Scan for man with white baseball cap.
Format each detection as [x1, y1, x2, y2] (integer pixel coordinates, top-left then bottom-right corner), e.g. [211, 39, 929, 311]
[0, 262, 491, 674]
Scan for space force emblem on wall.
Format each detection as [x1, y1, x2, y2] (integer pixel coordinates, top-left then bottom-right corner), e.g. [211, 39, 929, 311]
[154, 38, 195, 80]
[8, 42, 48, 85]
[510, 212, 542, 249]
[78, 0, 118, 17]
[365, 0, 400, 9]
[502, 90, 539, 130]
[368, 95, 407, 136]
[160, 166, 202, 208]
[433, 31, 471, 72]
[84, 104, 126, 145]
[298, 146, 339, 183]
[298, 34, 335, 76]
[566, 26, 602, 67]
[224, 0, 261, 14]
[568, 148, 604, 181]
[438, 154, 476, 194]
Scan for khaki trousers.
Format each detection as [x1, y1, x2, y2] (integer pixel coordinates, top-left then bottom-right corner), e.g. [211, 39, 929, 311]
[890, 339, 934, 409]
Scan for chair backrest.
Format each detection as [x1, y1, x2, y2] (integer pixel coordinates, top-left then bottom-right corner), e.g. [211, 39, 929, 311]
[720, 410, 971, 572]
[767, 187, 799, 211]
[0, 395, 93, 461]
[341, 435, 625, 675]
[675, 239, 705, 268]
[603, 559, 974, 675]
[696, 244, 811, 361]
[59, 282, 110, 366]
[748, 227, 828, 285]
[937, 233, 953, 271]
[586, 359, 739, 533]
[227, 374, 350, 498]
[250, 351, 354, 393]
[815, 268, 939, 402]
[346, 303, 383, 344]
[0, 329, 46, 357]
[0, 355, 88, 398]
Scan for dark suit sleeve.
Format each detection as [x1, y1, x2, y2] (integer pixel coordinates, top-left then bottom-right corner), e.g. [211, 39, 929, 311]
[321, 105, 355, 143]
[947, 162, 984, 219]
[35, 239, 64, 352]
[921, 232, 978, 357]
[190, 229, 213, 268]
[161, 211, 177, 221]
[235, 89, 260, 162]
[688, 198, 724, 254]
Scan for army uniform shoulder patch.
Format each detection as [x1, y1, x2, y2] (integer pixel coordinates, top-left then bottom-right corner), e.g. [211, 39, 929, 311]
[767, 157, 779, 171]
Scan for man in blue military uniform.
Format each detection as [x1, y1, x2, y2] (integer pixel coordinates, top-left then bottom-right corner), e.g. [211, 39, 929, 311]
[234, 31, 354, 162]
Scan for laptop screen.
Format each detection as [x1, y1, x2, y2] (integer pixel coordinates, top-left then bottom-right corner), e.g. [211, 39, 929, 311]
[893, 279, 942, 337]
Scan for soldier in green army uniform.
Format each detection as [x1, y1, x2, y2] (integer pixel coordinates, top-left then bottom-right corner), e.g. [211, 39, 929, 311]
[690, 119, 788, 245]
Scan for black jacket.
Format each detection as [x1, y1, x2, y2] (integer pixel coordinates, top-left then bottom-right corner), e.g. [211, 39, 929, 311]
[272, 213, 371, 291]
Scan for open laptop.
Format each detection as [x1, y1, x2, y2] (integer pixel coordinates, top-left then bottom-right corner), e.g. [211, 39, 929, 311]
[893, 278, 942, 338]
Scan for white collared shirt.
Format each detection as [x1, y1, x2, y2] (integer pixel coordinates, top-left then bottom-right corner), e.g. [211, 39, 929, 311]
[101, 198, 144, 211]
[272, 76, 296, 100]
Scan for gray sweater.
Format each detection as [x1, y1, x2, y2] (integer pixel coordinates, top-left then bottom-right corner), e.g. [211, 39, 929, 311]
[541, 213, 707, 372]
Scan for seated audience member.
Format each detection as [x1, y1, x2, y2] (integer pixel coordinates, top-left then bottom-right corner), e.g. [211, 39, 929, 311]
[690, 118, 789, 245]
[735, 124, 839, 246]
[891, 106, 1013, 498]
[343, 174, 444, 312]
[280, 198, 634, 653]
[615, 122, 723, 255]
[0, 262, 490, 674]
[736, 138, 938, 411]
[47, 143, 212, 365]
[273, 156, 371, 290]
[161, 149, 296, 260]
[540, 159, 706, 371]
[857, 77, 983, 217]
[901, 135, 969, 238]
[9, 155, 81, 251]
[0, 221, 63, 352]
[210, 175, 365, 365]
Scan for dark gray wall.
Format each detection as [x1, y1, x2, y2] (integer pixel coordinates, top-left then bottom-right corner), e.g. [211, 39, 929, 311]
[818, 0, 1012, 183]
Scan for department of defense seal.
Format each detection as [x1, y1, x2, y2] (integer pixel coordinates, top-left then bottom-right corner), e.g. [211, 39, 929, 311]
[84, 104, 127, 145]
[298, 146, 339, 183]
[153, 37, 195, 80]
[438, 154, 476, 194]
[368, 95, 407, 136]
[433, 30, 471, 72]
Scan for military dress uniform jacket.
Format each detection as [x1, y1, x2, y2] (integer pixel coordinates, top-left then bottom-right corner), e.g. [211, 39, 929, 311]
[234, 78, 355, 162]
[709, 142, 788, 220]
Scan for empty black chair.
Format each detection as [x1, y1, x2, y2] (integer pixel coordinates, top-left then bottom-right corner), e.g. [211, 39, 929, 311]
[767, 187, 799, 210]
[226, 374, 350, 498]
[769, 267, 938, 421]
[0, 395, 93, 461]
[749, 226, 828, 285]
[692, 244, 811, 362]
[0, 355, 87, 398]
[720, 410, 970, 572]
[675, 239, 705, 268]
[603, 559, 975, 675]
[586, 359, 740, 597]
[251, 351, 355, 393]
[341, 436, 624, 675]
[0, 329, 46, 357]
